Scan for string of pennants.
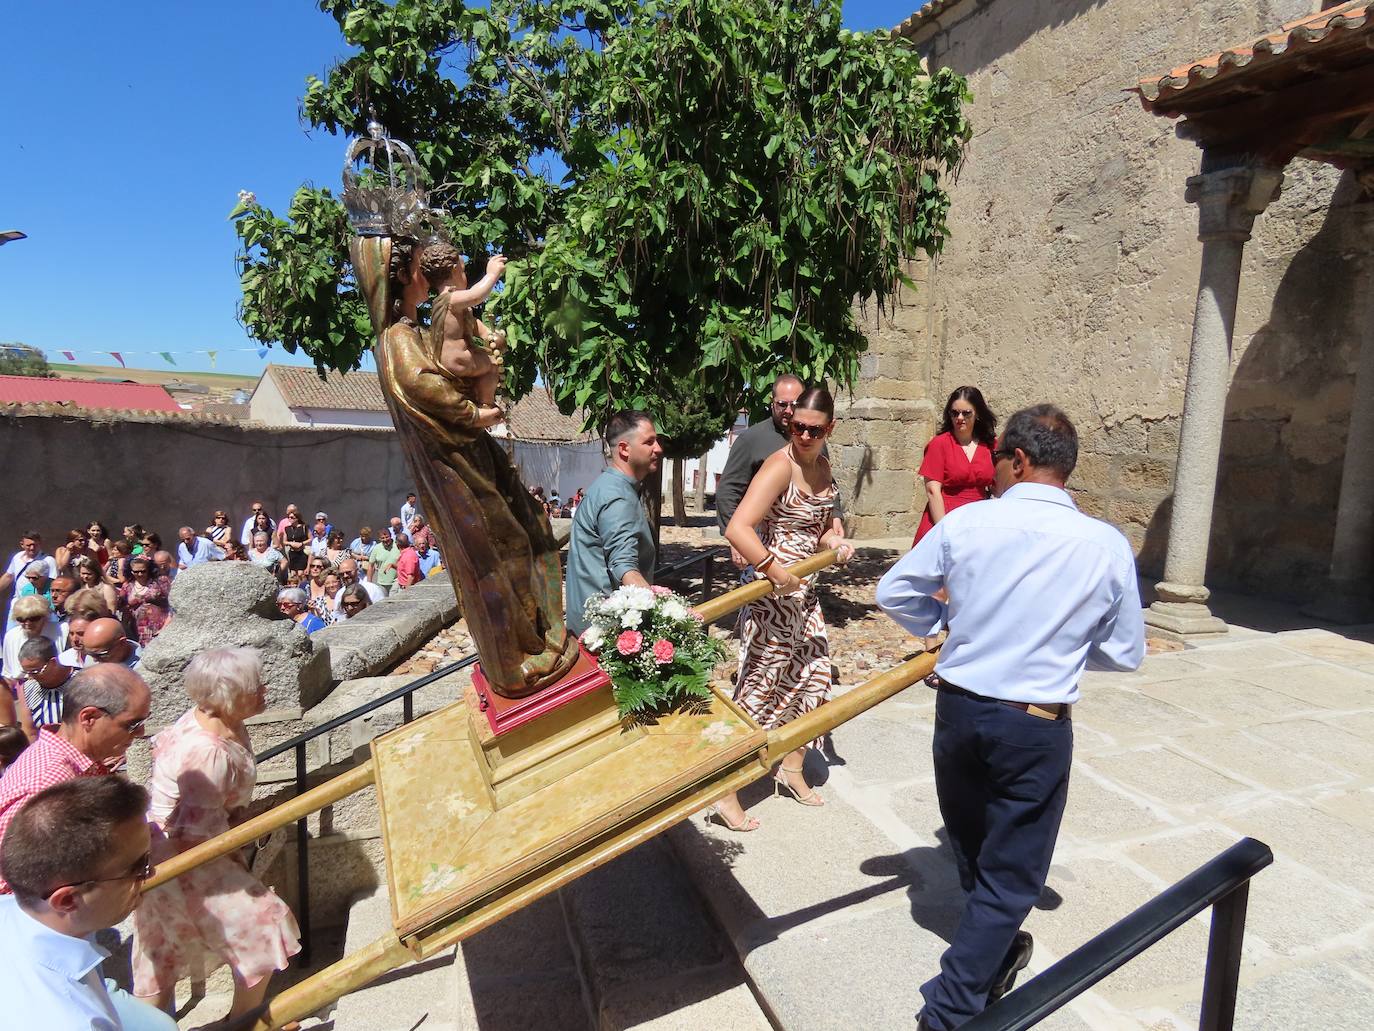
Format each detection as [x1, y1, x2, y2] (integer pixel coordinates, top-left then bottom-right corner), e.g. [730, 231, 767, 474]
[42, 346, 274, 370]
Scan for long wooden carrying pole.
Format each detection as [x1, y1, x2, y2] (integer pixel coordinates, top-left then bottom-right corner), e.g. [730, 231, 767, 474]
[142, 760, 376, 891]
[147, 550, 839, 890]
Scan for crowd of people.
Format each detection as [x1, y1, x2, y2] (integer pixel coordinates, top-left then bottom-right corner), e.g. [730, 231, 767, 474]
[0, 374, 1149, 1031]
[0, 495, 447, 690]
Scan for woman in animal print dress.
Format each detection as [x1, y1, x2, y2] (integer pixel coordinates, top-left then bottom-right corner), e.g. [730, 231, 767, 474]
[712, 386, 854, 831]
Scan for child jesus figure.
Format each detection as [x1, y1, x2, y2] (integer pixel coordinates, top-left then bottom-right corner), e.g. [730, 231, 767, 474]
[420, 243, 509, 429]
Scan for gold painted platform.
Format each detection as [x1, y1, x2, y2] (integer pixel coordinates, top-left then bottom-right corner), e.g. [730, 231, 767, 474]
[373, 687, 767, 941]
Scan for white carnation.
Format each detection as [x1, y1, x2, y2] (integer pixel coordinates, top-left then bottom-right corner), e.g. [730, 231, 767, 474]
[582, 625, 605, 652]
[622, 586, 655, 612]
[661, 598, 690, 622]
[620, 608, 643, 629]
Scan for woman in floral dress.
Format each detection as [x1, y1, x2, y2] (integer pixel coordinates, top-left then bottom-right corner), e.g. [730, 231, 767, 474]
[132, 647, 300, 1023]
[713, 386, 853, 831]
[119, 556, 170, 645]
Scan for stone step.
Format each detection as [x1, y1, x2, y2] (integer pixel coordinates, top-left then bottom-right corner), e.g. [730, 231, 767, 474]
[331, 838, 771, 1031]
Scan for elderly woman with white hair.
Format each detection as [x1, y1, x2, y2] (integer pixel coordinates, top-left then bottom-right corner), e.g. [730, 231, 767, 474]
[131, 647, 300, 1023]
[2, 595, 59, 683]
[276, 586, 326, 634]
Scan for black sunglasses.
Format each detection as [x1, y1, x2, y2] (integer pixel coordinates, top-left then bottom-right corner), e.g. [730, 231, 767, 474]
[50, 850, 154, 893]
[789, 422, 827, 440]
[992, 448, 1017, 462]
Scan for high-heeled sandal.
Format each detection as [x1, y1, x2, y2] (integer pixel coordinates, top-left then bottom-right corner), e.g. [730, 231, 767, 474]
[774, 763, 824, 806]
[706, 803, 760, 832]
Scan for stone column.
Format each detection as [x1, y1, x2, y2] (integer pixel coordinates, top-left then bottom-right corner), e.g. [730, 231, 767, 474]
[1305, 203, 1374, 623]
[1146, 163, 1284, 638]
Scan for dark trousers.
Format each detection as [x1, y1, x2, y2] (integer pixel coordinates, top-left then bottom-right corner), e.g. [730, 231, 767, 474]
[921, 687, 1073, 1030]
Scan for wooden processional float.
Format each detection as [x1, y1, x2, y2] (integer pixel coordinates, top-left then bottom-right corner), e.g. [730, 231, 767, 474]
[135, 125, 943, 1029]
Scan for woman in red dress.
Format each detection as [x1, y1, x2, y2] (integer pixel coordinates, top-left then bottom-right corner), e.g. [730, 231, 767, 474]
[912, 386, 997, 547]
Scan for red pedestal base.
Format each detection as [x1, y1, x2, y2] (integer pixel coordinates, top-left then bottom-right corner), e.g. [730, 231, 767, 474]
[472, 643, 611, 738]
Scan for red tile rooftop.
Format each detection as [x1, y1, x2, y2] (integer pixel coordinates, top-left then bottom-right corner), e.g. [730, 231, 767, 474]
[0, 374, 181, 413]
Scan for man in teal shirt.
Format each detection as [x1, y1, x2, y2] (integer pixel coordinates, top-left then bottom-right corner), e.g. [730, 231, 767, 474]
[565, 411, 663, 636]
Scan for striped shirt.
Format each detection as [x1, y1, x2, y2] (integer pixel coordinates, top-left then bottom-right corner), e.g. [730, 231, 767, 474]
[22, 666, 75, 730]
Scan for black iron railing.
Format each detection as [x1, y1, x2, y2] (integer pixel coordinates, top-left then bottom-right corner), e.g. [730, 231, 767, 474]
[253, 544, 726, 961]
[962, 837, 1273, 1031]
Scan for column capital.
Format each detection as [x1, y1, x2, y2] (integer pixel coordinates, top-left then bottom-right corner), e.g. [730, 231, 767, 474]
[1184, 165, 1284, 242]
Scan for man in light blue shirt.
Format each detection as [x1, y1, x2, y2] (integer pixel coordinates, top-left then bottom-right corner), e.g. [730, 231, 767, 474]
[175, 527, 222, 571]
[877, 404, 1144, 1031]
[565, 411, 663, 636]
[0, 776, 176, 1031]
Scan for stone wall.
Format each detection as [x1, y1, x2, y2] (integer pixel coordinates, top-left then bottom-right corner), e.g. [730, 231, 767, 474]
[0, 408, 413, 554]
[853, 0, 1362, 598]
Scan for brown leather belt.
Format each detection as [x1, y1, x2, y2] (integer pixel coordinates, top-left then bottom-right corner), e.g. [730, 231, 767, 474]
[936, 678, 1071, 721]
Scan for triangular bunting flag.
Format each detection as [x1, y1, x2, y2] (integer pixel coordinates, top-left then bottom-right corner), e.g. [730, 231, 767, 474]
[257, 347, 270, 359]
[159, 352, 176, 366]
[207, 350, 218, 369]
[61, 351, 75, 362]
[110, 352, 126, 368]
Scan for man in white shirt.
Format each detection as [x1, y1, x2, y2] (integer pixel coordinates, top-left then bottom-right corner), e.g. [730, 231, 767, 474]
[2, 532, 60, 630]
[176, 527, 222, 570]
[238, 501, 275, 546]
[877, 404, 1145, 1031]
[400, 491, 419, 531]
[333, 558, 386, 605]
[0, 776, 176, 1031]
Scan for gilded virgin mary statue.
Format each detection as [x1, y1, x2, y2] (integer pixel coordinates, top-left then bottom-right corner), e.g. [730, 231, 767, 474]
[344, 126, 579, 698]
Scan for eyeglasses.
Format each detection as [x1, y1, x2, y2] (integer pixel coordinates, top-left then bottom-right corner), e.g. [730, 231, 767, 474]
[252, 507, 264, 513]
[773, 399, 797, 410]
[309, 562, 327, 569]
[789, 422, 828, 440]
[21, 659, 51, 680]
[85, 643, 126, 660]
[341, 600, 366, 611]
[96, 706, 146, 735]
[992, 448, 1016, 462]
[16, 615, 44, 624]
[950, 409, 975, 420]
[50, 850, 154, 894]
[24, 574, 43, 582]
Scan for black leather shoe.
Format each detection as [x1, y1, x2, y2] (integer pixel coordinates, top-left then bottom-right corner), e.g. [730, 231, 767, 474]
[988, 931, 1034, 1003]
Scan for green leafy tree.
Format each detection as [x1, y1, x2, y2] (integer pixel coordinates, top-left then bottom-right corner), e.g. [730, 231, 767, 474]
[0, 343, 53, 378]
[233, 0, 969, 461]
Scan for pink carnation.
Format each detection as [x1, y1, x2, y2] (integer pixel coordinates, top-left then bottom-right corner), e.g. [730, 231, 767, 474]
[651, 638, 676, 665]
[651, 585, 672, 596]
[616, 630, 644, 656]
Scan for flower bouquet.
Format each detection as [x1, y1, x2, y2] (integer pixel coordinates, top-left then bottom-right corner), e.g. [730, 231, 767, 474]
[581, 585, 727, 719]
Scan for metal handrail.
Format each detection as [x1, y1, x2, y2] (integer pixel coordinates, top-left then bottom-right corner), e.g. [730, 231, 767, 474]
[963, 837, 1273, 1031]
[237, 542, 726, 960]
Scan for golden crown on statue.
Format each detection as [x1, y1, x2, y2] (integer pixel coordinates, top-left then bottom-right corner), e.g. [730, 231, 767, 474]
[342, 120, 445, 239]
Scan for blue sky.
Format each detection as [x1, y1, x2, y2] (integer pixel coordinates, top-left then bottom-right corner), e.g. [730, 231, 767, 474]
[0, 1, 918, 378]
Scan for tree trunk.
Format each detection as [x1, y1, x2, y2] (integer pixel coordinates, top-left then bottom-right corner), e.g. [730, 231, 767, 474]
[643, 464, 663, 556]
[694, 451, 709, 513]
[671, 457, 688, 526]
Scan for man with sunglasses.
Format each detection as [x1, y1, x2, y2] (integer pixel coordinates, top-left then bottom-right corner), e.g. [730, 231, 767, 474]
[0, 776, 177, 1031]
[81, 618, 142, 671]
[17, 636, 77, 735]
[0, 664, 152, 892]
[877, 405, 1144, 1031]
[715, 375, 844, 567]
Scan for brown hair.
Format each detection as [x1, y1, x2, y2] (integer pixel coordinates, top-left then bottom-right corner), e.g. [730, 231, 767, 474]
[0, 776, 149, 905]
[419, 241, 464, 287]
[0, 725, 29, 769]
[794, 385, 835, 421]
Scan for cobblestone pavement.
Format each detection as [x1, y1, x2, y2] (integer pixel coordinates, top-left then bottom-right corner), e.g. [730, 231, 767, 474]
[663, 531, 1374, 1031]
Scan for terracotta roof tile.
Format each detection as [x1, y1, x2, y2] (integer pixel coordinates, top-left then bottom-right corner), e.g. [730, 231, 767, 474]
[504, 390, 596, 443]
[1137, 2, 1374, 110]
[0, 374, 180, 412]
[894, 1, 950, 38]
[264, 364, 389, 412]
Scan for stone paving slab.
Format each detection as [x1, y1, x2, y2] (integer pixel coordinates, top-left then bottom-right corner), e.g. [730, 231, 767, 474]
[672, 619, 1374, 1029]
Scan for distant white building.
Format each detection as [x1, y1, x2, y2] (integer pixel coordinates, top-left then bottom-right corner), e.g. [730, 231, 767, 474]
[493, 392, 603, 501]
[248, 365, 394, 430]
